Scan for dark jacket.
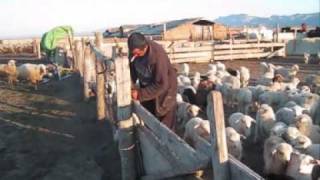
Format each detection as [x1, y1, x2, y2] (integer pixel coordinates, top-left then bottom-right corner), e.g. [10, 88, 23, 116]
[129, 40, 177, 117]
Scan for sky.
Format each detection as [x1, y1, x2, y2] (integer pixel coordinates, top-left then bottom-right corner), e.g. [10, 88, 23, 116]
[0, 0, 319, 39]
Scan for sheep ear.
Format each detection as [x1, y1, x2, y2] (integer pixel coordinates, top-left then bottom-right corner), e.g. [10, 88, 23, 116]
[251, 119, 257, 124]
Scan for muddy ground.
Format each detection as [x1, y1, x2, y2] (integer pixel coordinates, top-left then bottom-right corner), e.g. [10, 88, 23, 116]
[0, 57, 319, 180]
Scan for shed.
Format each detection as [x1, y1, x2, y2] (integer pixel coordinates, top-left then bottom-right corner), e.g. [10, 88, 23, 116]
[105, 18, 228, 41]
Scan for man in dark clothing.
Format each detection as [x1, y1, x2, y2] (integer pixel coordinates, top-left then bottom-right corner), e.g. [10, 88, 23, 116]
[128, 32, 177, 130]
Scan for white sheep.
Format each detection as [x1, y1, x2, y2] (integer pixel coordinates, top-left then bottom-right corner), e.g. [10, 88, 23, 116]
[184, 117, 210, 147]
[221, 75, 241, 107]
[239, 66, 250, 87]
[274, 64, 300, 81]
[264, 136, 292, 175]
[181, 63, 190, 76]
[192, 72, 201, 89]
[216, 62, 226, 72]
[257, 62, 275, 86]
[177, 75, 192, 87]
[226, 127, 243, 160]
[228, 112, 255, 138]
[17, 63, 47, 90]
[291, 135, 320, 159]
[294, 93, 320, 123]
[304, 53, 310, 64]
[0, 60, 17, 86]
[294, 114, 320, 144]
[270, 122, 288, 137]
[276, 107, 296, 125]
[258, 91, 291, 111]
[176, 101, 201, 131]
[254, 104, 276, 143]
[286, 153, 316, 180]
[282, 126, 302, 144]
[236, 88, 253, 114]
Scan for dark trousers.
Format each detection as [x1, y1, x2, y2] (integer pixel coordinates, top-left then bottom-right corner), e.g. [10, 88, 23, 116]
[141, 100, 176, 131]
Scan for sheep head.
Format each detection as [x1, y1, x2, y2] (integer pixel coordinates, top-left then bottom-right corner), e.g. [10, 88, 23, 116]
[292, 135, 312, 150]
[282, 126, 301, 143]
[295, 114, 312, 129]
[272, 143, 293, 163]
[8, 59, 16, 66]
[187, 105, 201, 118]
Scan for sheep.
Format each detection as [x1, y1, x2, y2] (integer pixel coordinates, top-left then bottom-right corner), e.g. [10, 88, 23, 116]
[177, 85, 197, 104]
[280, 77, 301, 91]
[291, 135, 320, 159]
[294, 114, 320, 144]
[221, 75, 241, 107]
[270, 122, 288, 137]
[176, 101, 201, 132]
[228, 112, 255, 138]
[239, 66, 250, 87]
[208, 64, 217, 72]
[177, 75, 192, 86]
[258, 91, 291, 111]
[248, 85, 269, 111]
[236, 88, 253, 114]
[257, 62, 275, 86]
[304, 53, 310, 64]
[0, 59, 18, 87]
[216, 61, 226, 72]
[192, 72, 201, 89]
[195, 80, 216, 109]
[17, 63, 47, 90]
[254, 104, 276, 143]
[276, 107, 296, 125]
[181, 63, 190, 76]
[184, 117, 210, 147]
[286, 153, 316, 180]
[294, 93, 320, 123]
[283, 126, 302, 144]
[304, 74, 320, 93]
[274, 64, 300, 81]
[264, 136, 292, 175]
[226, 127, 243, 160]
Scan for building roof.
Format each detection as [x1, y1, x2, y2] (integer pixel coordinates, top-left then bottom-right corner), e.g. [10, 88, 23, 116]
[104, 17, 203, 37]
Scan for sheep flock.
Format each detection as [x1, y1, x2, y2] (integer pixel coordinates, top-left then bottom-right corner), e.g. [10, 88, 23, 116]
[176, 61, 320, 179]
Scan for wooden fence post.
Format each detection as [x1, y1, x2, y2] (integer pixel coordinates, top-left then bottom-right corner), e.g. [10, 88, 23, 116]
[83, 45, 91, 101]
[207, 91, 230, 180]
[32, 39, 41, 59]
[74, 40, 82, 72]
[114, 54, 137, 180]
[95, 32, 106, 121]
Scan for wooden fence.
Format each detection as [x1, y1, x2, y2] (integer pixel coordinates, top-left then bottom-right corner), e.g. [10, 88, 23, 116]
[76, 34, 265, 180]
[0, 39, 41, 60]
[99, 40, 285, 64]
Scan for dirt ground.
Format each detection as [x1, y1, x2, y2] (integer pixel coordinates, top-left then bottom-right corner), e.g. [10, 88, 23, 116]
[0, 75, 122, 180]
[0, 57, 319, 180]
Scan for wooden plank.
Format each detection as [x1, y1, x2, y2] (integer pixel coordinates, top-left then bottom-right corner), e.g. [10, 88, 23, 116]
[95, 32, 106, 121]
[168, 49, 263, 59]
[214, 52, 270, 61]
[114, 55, 136, 180]
[165, 43, 285, 53]
[229, 155, 264, 180]
[207, 91, 230, 180]
[133, 102, 208, 170]
[83, 46, 91, 101]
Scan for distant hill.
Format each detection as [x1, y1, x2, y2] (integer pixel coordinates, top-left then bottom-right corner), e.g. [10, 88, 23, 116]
[214, 12, 320, 27]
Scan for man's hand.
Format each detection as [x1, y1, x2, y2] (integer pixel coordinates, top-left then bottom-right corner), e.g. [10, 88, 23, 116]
[131, 89, 139, 100]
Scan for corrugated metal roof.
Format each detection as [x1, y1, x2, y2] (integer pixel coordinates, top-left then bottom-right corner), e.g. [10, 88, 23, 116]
[130, 18, 201, 35]
[104, 17, 202, 37]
